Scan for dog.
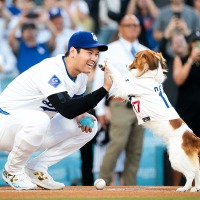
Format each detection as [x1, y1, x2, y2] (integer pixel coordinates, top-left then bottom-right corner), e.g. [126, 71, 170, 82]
[99, 49, 200, 192]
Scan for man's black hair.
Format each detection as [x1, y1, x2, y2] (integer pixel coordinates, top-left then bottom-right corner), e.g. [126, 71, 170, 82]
[65, 48, 81, 57]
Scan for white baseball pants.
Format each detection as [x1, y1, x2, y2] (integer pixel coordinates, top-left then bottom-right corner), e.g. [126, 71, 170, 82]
[0, 110, 97, 174]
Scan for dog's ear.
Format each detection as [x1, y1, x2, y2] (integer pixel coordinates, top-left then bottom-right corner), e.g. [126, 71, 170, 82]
[129, 51, 151, 76]
[135, 62, 149, 77]
[155, 52, 168, 72]
[129, 51, 144, 70]
[143, 50, 158, 71]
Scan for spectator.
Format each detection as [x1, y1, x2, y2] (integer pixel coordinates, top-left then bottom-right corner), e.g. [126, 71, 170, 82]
[7, 0, 41, 38]
[158, 31, 189, 106]
[0, 0, 12, 39]
[153, 0, 200, 57]
[7, 0, 22, 16]
[0, 39, 17, 93]
[172, 30, 200, 186]
[173, 30, 200, 137]
[84, 0, 100, 34]
[8, 12, 57, 73]
[42, 0, 72, 30]
[0, 39, 17, 75]
[48, 7, 75, 57]
[97, 0, 121, 44]
[126, 0, 159, 50]
[93, 14, 146, 186]
[193, 0, 200, 16]
[65, 0, 94, 31]
[107, 0, 130, 24]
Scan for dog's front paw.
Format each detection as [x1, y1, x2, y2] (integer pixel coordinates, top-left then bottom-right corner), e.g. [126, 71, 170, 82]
[176, 187, 187, 192]
[98, 64, 105, 71]
[190, 187, 200, 192]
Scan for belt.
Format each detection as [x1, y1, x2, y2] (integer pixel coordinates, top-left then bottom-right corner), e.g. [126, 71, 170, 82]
[110, 96, 124, 102]
[0, 108, 10, 115]
[110, 97, 132, 109]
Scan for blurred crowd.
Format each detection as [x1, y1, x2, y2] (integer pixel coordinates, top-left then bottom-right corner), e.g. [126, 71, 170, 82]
[0, 0, 200, 78]
[1, 0, 200, 187]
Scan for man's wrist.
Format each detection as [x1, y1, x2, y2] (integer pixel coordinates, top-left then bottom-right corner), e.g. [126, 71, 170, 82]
[103, 85, 110, 92]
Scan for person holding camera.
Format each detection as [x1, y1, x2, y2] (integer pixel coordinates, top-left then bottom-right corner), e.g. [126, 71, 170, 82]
[173, 29, 200, 136]
[8, 11, 57, 73]
[153, 0, 200, 56]
[171, 29, 200, 186]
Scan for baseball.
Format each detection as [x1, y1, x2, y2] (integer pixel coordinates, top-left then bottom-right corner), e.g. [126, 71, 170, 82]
[80, 116, 94, 128]
[94, 178, 106, 190]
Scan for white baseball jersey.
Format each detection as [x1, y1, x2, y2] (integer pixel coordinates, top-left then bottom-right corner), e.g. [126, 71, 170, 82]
[0, 54, 88, 118]
[125, 75, 180, 125]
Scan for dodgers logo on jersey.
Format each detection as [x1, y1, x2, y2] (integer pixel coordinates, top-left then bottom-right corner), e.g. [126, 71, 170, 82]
[48, 75, 61, 88]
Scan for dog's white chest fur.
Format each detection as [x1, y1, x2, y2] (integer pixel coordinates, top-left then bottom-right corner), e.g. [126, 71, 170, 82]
[110, 69, 180, 125]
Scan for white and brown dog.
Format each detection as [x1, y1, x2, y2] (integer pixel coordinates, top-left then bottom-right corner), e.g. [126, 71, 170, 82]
[100, 49, 200, 192]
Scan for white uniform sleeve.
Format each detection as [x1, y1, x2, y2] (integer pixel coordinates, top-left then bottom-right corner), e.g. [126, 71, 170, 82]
[31, 62, 67, 98]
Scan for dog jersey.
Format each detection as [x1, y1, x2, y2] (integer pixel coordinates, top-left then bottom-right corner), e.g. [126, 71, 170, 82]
[0, 54, 87, 118]
[126, 75, 180, 125]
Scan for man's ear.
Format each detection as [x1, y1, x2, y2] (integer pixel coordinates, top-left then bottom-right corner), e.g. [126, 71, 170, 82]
[70, 47, 78, 57]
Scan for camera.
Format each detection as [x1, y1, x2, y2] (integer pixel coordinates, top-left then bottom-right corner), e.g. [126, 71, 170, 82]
[173, 12, 181, 19]
[26, 12, 39, 19]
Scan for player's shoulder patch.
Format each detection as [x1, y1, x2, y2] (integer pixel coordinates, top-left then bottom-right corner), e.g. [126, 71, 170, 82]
[48, 75, 61, 88]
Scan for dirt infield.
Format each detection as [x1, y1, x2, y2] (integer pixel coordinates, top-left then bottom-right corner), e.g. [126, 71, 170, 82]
[0, 186, 200, 199]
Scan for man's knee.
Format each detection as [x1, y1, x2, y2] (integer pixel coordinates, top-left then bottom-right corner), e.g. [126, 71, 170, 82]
[22, 112, 50, 144]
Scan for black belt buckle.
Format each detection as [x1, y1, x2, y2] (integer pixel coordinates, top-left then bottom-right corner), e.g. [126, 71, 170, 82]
[126, 101, 132, 109]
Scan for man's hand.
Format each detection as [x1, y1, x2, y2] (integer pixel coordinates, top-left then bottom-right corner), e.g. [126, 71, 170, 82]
[76, 113, 96, 133]
[97, 106, 110, 129]
[100, 60, 113, 92]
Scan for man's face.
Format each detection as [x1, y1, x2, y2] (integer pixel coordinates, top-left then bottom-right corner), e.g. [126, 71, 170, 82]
[50, 16, 64, 31]
[171, 34, 188, 54]
[73, 48, 99, 74]
[22, 27, 37, 42]
[119, 15, 141, 42]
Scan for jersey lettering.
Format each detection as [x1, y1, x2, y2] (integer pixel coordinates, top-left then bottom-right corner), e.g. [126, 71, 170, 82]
[154, 85, 170, 108]
[132, 100, 140, 113]
[40, 100, 57, 112]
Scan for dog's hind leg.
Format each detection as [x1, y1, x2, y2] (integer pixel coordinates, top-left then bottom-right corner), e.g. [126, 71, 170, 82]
[176, 171, 194, 192]
[190, 170, 200, 192]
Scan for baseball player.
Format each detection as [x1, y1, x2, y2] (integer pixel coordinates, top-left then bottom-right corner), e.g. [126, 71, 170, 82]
[0, 31, 112, 190]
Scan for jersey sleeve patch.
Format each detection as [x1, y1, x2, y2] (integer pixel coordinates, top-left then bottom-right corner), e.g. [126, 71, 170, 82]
[48, 75, 62, 88]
